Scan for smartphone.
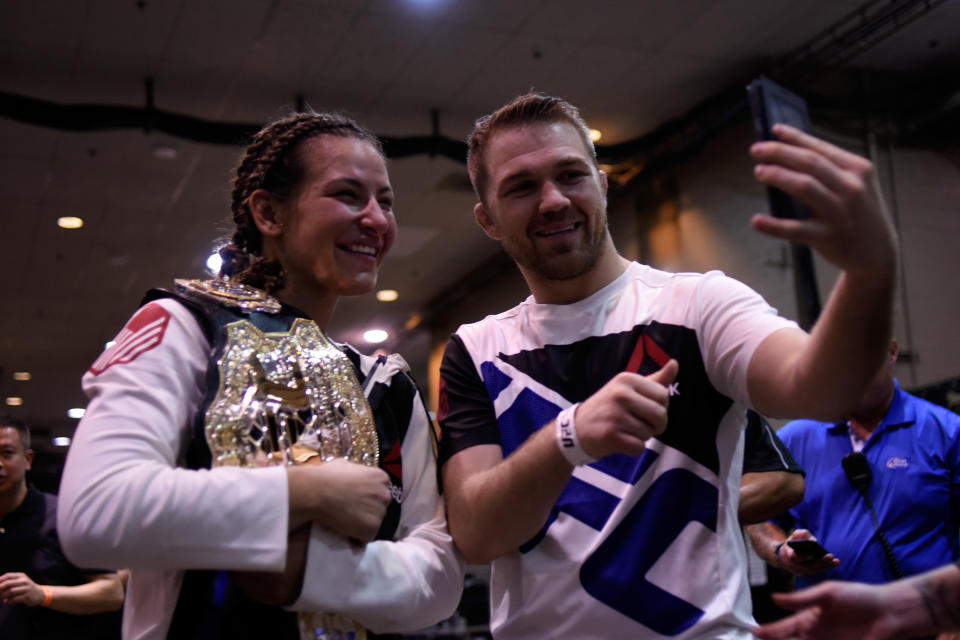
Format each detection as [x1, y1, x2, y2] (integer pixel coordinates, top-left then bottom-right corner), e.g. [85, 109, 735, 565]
[787, 538, 829, 559]
[746, 76, 812, 219]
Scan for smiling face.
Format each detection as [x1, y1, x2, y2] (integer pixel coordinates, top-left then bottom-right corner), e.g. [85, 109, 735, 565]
[476, 121, 613, 287]
[256, 134, 396, 319]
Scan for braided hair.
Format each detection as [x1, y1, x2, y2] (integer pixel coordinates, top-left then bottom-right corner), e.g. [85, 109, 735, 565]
[219, 112, 384, 294]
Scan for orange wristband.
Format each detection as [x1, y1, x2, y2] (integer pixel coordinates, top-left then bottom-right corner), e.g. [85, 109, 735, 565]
[40, 585, 53, 607]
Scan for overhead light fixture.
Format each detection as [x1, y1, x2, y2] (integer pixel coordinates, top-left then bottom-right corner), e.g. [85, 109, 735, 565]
[363, 329, 389, 344]
[405, 313, 422, 330]
[58, 216, 84, 229]
[13, 371, 31, 381]
[376, 289, 399, 302]
[67, 408, 86, 419]
[5, 397, 23, 406]
[589, 128, 602, 142]
[206, 251, 223, 275]
[52, 436, 72, 447]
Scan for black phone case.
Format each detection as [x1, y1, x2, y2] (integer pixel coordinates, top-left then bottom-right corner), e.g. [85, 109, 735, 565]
[746, 76, 813, 219]
[787, 538, 828, 558]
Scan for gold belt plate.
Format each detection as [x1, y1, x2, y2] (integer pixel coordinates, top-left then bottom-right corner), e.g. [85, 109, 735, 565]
[204, 318, 378, 469]
[204, 317, 374, 640]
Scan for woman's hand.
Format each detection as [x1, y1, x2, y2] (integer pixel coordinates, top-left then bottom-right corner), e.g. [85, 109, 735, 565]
[287, 458, 392, 542]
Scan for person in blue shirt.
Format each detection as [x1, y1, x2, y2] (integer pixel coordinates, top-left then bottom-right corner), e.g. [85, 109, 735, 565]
[747, 340, 960, 589]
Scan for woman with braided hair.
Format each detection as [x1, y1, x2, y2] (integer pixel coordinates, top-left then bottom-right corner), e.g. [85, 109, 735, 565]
[57, 112, 465, 639]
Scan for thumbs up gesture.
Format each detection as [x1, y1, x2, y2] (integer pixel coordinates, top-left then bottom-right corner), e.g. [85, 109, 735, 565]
[574, 359, 679, 459]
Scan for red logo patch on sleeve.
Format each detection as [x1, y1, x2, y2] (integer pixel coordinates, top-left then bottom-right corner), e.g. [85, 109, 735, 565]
[89, 303, 172, 375]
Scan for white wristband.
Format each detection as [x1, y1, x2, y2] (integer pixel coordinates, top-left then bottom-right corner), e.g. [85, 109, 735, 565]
[555, 403, 596, 466]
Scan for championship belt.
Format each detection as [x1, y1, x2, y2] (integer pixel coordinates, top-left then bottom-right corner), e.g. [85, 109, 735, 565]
[179, 279, 376, 640]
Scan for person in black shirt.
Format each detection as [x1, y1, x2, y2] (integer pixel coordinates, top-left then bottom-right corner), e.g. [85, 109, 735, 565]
[0, 414, 124, 639]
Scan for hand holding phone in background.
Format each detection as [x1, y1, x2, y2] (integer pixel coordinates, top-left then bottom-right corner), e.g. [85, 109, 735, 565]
[787, 538, 829, 559]
[778, 529, 841, 576]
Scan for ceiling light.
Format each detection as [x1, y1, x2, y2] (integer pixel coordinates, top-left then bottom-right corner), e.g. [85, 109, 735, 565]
[5, 397, 23, 406]
[206, 251, 222, 275]
[67, 408, 86, 419]
[363, 329, 389, 344]
[376, 289, 399, 302]
[589, 128, 602, 142]
[13, 371, 31, 381]
[52, 436, 72, 447]
[58, 216, 84, 229]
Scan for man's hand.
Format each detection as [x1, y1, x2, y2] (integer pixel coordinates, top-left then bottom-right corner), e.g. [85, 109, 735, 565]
[575, 360, 679, 459]
[754, 580, 900, 640]
[745, 127, 899, 421]
[287, 458, 391, 542]
[750, 124, 898, 278]
[443, 360, 678, 563]
[0, 572, 44, 607]
[777, 529, 841, 576]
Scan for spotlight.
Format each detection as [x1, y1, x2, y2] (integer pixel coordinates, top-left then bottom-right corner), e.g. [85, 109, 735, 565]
[363, 329, 389, 344]
[206, 251, 223, 275]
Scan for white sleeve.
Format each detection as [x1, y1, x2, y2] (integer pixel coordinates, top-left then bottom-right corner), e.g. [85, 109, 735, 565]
[290, 377, 465, 632]
[57, 298, 290, 572]
[695, 271, 799, 407]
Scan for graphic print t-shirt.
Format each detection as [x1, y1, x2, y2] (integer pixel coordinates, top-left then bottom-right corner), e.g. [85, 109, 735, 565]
[439, 263, 796, 639]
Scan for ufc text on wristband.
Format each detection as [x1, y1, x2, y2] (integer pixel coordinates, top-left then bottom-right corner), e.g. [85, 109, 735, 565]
[555, 403, 596, 467]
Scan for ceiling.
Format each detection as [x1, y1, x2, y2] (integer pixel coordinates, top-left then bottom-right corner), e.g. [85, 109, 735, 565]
[1, 0, 958, 454]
